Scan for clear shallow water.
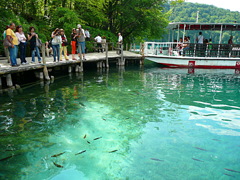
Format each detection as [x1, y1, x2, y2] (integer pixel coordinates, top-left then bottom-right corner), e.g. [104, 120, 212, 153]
[0, 65, 240, 180]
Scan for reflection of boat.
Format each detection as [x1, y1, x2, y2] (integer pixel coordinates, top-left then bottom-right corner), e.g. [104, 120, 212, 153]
[144, 68, 240, 109]
[144, 22, 240, 69]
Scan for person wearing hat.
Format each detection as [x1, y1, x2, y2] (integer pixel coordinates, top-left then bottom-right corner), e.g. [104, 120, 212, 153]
[59, 29, 69, 61]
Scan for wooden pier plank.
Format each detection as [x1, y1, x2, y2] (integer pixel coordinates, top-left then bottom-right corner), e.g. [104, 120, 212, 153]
[0, 51, 142, 75]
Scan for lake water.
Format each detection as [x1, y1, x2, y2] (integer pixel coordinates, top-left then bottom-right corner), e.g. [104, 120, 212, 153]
[0, 62, 240, 180]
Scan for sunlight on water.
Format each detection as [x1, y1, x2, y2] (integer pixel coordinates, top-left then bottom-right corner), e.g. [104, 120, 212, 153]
[0, 65, 240, 180]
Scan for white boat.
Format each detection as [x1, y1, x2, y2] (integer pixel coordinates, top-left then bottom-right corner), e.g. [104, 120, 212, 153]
[144, 22, 240, 69]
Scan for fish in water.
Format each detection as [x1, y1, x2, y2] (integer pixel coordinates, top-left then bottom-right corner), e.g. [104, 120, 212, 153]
[5, 149, 15, 152]
[87, 141, 91, 144]
[102, 118, 106, 121]
[224, 173, 235, 177]
[79, 102, 85, 106]
[51, 152, 65, 157]
[194, 147, 207, 151]
[150, 158, 164, 162]
[0, 155, 13, 161]
[221, 119, 232, 122]
[192, 158, 204, 162]
[75, 150, 86, 155]
[53, 162, 63, 168]
[109, 150, 118, 153]
[224, 168, 240, 173]
[93, 137, 102, 140]
[83, 134, 87, 139]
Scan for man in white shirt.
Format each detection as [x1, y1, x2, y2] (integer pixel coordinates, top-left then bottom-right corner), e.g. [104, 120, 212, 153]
[118, 33, 123, 43]
[85, 29, 90, 41]
[94, 34, 103, 53]
[117, 33, 123, 54]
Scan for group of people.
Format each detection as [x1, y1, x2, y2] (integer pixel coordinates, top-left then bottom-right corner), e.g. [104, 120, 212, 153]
[174, 32, 215, 56]
[3, 23, 42, 66]
[175, 32, 235, 56]
[3, 22, 124, 67]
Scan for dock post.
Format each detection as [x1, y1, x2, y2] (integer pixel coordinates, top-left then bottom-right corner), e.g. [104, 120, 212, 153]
[79, 62, 83, 72]
[120, 45, 124, 66]
[140, 43, 145, 65]
[39, 72, 44, 80]
[106, 43, 109, 68]
[6, 74, 13, 87]
[78, 45, 83, 72]
[68, 66, 72, 73]
[0, 77, 2, 89]
[75, 65, 79, 72]
[41, 44, 50, 80]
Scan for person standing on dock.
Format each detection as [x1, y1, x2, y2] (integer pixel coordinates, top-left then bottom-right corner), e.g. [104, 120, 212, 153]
[45, 41, 53, 57]
[85, 29, 90, 41]
[85, 29, 90, 53]
[117, 33, 123, 54]
[59, 29, 69, 61]
[51, 28, 62, 62]
[101, 36, 107, 52]
[76, 24, 86, 60]
[94, 34, 103, 53]
[6, 23, 19, 67]
[3, 25, 10, 63]
[71, 28, 77, 60]
[15, 25, 28, 65]
[28, 27, 42, 63]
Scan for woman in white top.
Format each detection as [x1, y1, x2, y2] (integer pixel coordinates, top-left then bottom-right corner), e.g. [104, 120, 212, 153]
[15, 25, 27, 64]
[51, 28, 62, 62]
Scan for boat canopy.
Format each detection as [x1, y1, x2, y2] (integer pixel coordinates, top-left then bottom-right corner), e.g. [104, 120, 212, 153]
[167, 22, 240, 31]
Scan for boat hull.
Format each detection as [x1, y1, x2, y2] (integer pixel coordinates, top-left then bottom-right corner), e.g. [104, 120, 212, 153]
[146, 56, 240, 69]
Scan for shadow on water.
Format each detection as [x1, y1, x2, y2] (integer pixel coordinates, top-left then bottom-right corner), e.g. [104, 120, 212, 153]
[0, 63, 240, 179]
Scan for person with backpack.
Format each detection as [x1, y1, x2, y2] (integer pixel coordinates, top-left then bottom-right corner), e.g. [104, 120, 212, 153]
[59, 29, 69, 61]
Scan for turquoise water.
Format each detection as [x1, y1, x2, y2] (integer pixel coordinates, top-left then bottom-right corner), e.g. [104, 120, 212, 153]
[0, 64, 240, 180]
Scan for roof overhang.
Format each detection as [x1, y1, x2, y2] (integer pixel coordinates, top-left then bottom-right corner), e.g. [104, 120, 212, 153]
[167, 22, 240, 31]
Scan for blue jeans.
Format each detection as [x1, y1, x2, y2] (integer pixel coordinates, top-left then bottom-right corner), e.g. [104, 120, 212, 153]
[19, 42, 27, 63]
[8, 45, 18, 66]
[31, 47, 41, 62]
[77, 42, 85, 54]
[52, 44, 60, 61]
[183, 46, 190, 55]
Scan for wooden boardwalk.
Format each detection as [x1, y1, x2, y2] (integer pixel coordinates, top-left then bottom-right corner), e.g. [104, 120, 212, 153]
[0, 51, 142, 75]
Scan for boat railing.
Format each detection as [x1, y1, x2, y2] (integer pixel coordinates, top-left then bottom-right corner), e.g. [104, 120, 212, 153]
[144, 42, 240, 58]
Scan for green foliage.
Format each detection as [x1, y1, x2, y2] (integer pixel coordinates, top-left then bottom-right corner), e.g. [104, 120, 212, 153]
[163, 2, 240, 44]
